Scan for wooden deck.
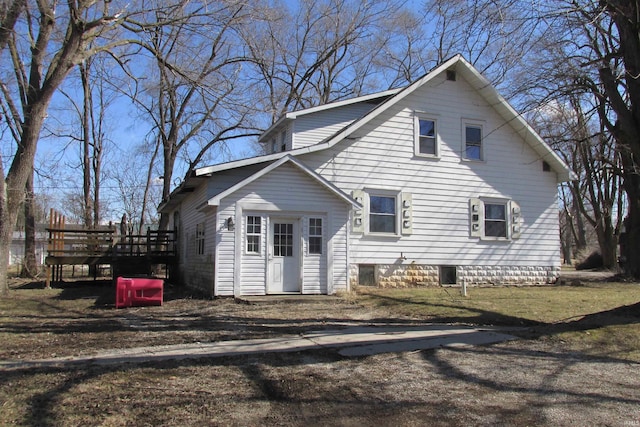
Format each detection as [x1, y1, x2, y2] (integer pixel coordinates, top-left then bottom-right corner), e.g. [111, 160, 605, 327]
[45, 227, 177, 287]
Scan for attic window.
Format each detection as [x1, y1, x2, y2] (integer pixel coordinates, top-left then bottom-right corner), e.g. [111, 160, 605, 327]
[446, 70, 456, 81]
[542, 161, 551, 172]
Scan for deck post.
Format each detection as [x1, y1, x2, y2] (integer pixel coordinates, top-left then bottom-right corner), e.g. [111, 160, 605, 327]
[45, 265, 51, 289]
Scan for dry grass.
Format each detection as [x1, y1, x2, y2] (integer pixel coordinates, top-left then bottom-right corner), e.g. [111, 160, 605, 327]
[0, 276, 639, 426]
[355, 282, 640, 362]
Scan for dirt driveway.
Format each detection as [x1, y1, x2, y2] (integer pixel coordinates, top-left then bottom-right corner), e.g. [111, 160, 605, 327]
[0, 279, 639, 426]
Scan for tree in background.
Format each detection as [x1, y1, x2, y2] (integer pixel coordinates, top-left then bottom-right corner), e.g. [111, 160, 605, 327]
[241, 0, 405, 124]
[521, 0, 639, 275]
[0, 1, 183, 295]
[533, 96, 624, 268]
[120, 0, 260, 230]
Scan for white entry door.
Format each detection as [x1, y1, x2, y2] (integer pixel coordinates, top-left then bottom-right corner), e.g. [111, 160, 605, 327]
[268, 219, 300, 293]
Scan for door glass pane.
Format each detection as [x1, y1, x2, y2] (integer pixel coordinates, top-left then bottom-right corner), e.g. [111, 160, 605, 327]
[273, 223, 294, 257]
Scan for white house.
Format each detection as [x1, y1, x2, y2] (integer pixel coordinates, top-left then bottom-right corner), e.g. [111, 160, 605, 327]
[9, 230, 47, 267]
[159, 55, 573, 297]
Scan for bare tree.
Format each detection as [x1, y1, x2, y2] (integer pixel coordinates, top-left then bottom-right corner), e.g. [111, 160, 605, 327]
[241, 0, 402, 123]
[0, 0, 178, 296]
[0, 0, 24, 51]
[425, 0, 545, 92]
[20, 172, 37, 276]
[534, 96, 624, 268]
[521, 1, 640, 276]
[110, 147, 162, 234]
[121, 1, 260, 230]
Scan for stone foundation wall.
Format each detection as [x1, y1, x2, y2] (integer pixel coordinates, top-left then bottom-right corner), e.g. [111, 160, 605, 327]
[457, 265, 560, 285]
[350, 263, 560, 288]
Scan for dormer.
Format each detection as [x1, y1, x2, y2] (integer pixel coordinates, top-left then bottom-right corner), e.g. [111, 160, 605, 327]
[265, 125, 291, 154]
[259, 89, 400, 152]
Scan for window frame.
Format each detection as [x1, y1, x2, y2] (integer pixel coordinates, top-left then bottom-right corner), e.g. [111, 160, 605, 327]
[483, 202, 508, 239]
[245, 215, 262, 255]
[462, 120, 484, 161]
[308, 217, 323, 255]
[470, 197, 520, 242]
[414, 115, 439, 158]
[366, 190, 400, 236]
[195, 222, 205, 256]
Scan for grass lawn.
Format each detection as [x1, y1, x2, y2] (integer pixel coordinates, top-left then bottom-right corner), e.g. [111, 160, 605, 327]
[355, 282, 640, 362]
[1, 277, 639, 426]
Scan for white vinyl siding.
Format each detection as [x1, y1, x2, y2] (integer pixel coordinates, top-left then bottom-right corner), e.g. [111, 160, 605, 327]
[293, 103, 373, 149]
[215, 163, 349, 296]
[298, 69, 560, 267]
[173, 182, 216, 295]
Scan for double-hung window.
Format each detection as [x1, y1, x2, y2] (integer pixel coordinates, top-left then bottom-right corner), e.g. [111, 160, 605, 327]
[308, 218, 322, 254]
[369, 194, 397, 234]
[415, 116, 437, 156]
[470, 198, 521, 241]
[246, 216, 261, 254]
[484, 203, 507, 238]
[464, 123, 483, 161]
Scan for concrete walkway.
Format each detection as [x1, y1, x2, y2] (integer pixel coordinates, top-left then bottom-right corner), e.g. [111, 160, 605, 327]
[0, 325, 517, 371]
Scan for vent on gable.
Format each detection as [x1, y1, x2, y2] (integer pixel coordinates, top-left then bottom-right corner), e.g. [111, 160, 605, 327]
[446, 70, 456, 81]
[542, 161, 551, 172]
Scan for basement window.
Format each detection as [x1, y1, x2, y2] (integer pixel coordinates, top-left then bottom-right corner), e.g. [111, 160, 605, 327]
[440, 266, 457, 285]
[358, 264, 376, 286]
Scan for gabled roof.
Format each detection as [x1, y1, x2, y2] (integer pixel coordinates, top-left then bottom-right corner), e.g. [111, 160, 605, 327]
[195, 54, 574, 182]
[197, 155, 361, 210]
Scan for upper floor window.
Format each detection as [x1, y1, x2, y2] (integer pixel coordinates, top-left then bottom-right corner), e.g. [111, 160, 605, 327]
[369, 194, 396, 234]
[280, 131, 286, 151]
[415, 116, 437, 157]
[464, 124, 483, 161]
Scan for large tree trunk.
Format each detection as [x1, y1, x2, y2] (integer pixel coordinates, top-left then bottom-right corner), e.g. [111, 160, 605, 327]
[0, 102, 48, 295]
[158, 144, 176, 232]
[621, 172, 640, 277]
[20, 172, 38, 277]
[604, 0, 640, 278]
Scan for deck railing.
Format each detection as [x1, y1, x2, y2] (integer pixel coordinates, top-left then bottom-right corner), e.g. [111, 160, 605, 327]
[45, 228, 176, 258]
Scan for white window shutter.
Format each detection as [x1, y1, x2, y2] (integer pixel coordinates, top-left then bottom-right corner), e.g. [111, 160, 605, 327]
[509, 200, 522, 239]
[469, 198, 483, 238]
[351, 189, 365, 233]
[401, 193, 413, 235]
